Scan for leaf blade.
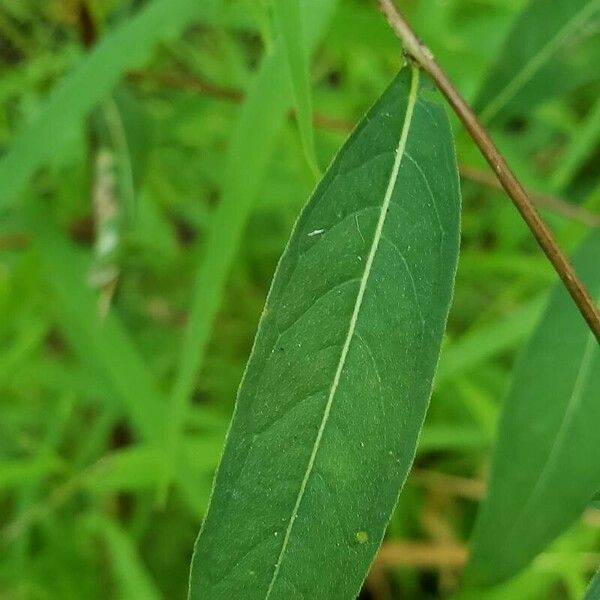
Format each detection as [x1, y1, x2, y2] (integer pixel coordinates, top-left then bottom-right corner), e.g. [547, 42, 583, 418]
[467, 230, 600, 585]
[274, 0, 320, 176]
[189, 66, 461, 599]
[0, 0, 207, 211]
[476, 0, 600, 123]
[165, 0, 338, 491]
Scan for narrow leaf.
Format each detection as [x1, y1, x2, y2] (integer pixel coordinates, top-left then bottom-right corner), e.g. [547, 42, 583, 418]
[273, 0, 320, 176]
[165, 0, 338, 488]
[189, 66, 461, 599]
[585, 570, 600, 600]
[468, 230, 600, 585]
[475, 0, 600, 123]
[0, 0, 207, 210]
[436, 295, 546, 385]
[89, 516, 162, 600]
[550, 95, 600, 191]
[26, 205, 165, 443]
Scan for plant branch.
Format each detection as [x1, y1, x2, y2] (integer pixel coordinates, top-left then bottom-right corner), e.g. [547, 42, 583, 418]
[128, 69, 354, 132]
[377, 0, 600, 342]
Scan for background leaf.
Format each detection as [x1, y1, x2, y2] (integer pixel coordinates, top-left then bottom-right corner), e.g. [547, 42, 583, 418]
[1, 0, 599, 596]
[467, 230, 600, 585]
[88, 516, 162, 600]
[164, 0, 338, 491]
[0, 0, 208, 211]
[26, 203, 165, 443]
[273, 0, 320, 176]
[475, 0, 600, 123]
[189, 66, 461, 599]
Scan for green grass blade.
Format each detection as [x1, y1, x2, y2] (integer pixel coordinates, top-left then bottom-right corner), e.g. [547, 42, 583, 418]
[476, 0, 600, 123]
[467, 230, 600, 585]
[0, 0, 208, 211]
[551, 96, 600, 191]
[274, 0, 320, 177]
[0, 457, 62, 491]
[436, 295, 547, 385]
[88, 516, 162, 600]
[188, 66, 461, 599]
[164, 0, 338, 492]
[26, 205, 165, 443]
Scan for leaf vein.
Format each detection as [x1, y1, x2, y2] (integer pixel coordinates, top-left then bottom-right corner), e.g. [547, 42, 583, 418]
[263, 66, 421, 598]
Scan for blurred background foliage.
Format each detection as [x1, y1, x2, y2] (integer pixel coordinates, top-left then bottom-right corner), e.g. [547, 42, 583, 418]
[0, 0, 598, 598]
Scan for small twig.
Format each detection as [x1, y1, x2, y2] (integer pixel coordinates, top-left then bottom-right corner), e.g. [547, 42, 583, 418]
[128, 70, 243, 103]
[0, 232, 30, 250]
[129, 69, 597, 226]
[374, 540, 468, 569]
[460, 165, 600, 228]
[373, 541, 600, 571]
[412, 468, 485, 500]
[377, 0, 600, 341]
[128, 69, 355, 133]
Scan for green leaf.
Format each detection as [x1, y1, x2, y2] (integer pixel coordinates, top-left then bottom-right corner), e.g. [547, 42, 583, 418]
[273, 0, 320, 176]
[436, 295, 546, 385]
[85, 435, 223, 496]
[188, 66, 460, 599]
[0, 0, 208, 211]
[550, 95, 600, 191]
[164, 0, 338, 491]
[585, 570, 600, 600]
[88, 516, 162, 600]
[26, 204, 165, 443]
[0, 456, 62, 491]
[475, 0, 600, 123]
[467, 230, 600, 585]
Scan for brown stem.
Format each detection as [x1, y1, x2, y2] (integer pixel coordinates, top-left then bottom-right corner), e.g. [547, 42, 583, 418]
[375, 541, 468, 569]
[377, 0, 600, 341]
[128, 69, 355, 132]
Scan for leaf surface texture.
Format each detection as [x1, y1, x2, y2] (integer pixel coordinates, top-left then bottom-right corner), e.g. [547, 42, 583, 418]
[189, 66, 461, 600]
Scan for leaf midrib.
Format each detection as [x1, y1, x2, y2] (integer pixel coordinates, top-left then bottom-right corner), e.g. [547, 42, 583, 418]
[263, 65, 421, 598]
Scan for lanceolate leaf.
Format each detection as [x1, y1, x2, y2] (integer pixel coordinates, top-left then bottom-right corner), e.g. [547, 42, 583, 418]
[188, 66, 461, 599]
[468, 230, 600, 585]
[274, 0, 320, 176]
[475, 0, 600, 123]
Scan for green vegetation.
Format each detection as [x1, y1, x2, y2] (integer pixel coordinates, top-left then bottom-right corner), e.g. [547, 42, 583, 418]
[0, 0, 598, 598]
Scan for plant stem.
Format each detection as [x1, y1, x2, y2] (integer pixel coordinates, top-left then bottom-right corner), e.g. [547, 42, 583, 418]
[377, 0, 600, 342]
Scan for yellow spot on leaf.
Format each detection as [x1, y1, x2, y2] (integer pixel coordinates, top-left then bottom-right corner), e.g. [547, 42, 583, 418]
[355, 531, 368, 544]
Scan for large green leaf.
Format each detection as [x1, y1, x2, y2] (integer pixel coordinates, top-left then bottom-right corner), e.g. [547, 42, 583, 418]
[475, 0, 600, 123]
[467, 230, 600, 585]
[188, 66, 460, 599]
